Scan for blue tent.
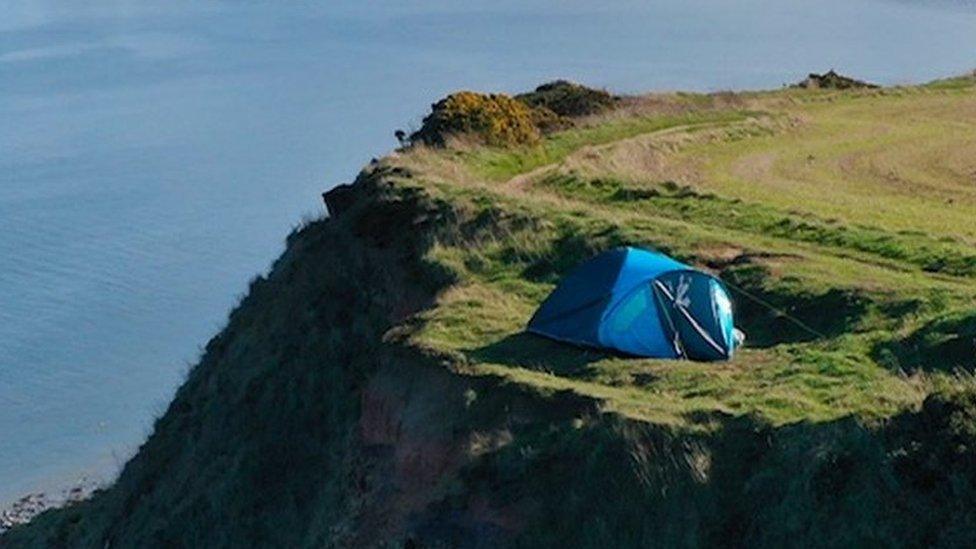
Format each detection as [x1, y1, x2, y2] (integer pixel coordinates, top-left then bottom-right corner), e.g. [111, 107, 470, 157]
[527, 247, 740, 361]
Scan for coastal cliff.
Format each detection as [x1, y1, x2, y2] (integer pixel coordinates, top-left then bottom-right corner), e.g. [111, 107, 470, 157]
[5, 75, 976, 547]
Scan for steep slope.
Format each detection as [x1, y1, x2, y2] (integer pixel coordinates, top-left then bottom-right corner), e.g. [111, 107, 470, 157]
[5, 75, 976, 548]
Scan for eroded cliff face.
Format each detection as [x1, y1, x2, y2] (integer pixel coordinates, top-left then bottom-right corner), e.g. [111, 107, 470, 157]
[6, 165, 976, 549]
[1, 165, 458, 547]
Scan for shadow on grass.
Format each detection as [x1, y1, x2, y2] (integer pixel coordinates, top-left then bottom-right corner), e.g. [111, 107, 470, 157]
[721, 263, 880, 348]
[469, 332, 609, 377]
[443, 387, 976, 549]
[732, 286, 871, 347]
[873, 312, 976, 373]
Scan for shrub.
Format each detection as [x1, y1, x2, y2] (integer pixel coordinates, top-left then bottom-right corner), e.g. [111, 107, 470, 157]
[525, 103, 571, 133]
[515, 80, 617, 117]
[410, 91, 541, 147]
[793, 70, 878, 90]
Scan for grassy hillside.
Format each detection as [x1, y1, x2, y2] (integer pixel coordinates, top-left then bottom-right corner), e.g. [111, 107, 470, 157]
[5, 75, 976, 548]
[397, 78, 976, 426]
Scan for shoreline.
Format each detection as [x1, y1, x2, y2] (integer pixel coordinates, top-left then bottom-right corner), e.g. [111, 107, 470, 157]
[0, 478, 98, 534]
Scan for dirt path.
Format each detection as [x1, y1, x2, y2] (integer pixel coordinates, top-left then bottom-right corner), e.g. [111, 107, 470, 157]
[504, 118, 769, 194]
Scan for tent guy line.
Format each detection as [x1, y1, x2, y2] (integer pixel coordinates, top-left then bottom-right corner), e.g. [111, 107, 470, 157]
[719, 278, 828, 340]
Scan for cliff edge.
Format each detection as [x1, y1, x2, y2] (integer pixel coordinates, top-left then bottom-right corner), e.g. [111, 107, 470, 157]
[5, 74, 976, 548]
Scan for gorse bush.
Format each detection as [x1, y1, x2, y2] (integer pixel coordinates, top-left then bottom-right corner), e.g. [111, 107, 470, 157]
[407, 82, 619, 148]
[410, 91, 542, 147]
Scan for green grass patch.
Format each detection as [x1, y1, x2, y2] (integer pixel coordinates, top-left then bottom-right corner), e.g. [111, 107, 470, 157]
[537, 174, 976, 278]
[402, 184, 938, 427]
[460, 109, 755, 181]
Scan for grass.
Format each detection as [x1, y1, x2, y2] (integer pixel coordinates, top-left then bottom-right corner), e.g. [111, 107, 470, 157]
[393, 76, 976, 429]
[694, 89, 976, 242]
[7, 75, 976, 548]
[458, 108, 756, 181]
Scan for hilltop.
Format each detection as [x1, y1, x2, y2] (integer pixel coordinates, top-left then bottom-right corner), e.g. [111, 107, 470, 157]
[4, 73, 976, 547]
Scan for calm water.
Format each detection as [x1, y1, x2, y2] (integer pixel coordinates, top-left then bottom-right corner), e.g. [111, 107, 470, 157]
[2, 0, 975, 505]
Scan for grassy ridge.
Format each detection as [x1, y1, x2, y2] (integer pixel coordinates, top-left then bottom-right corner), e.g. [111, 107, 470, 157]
[6, 76, 976, 548]
[397, 78, 976, 427]
[461, 108, 755, 181]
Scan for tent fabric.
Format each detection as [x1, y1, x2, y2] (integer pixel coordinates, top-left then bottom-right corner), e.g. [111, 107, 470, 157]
[527, 247, 739, 361]
[653, 271, 736, 360]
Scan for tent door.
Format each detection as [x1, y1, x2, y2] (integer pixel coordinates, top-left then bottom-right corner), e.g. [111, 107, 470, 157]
[652, 273, 731, 361]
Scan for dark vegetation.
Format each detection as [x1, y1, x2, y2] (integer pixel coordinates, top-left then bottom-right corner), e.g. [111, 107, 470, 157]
[794, 70, 879, 90]
[462, 389, 976, 548]
[1, 169, 457, 547]
[515, 80, 616, 117]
